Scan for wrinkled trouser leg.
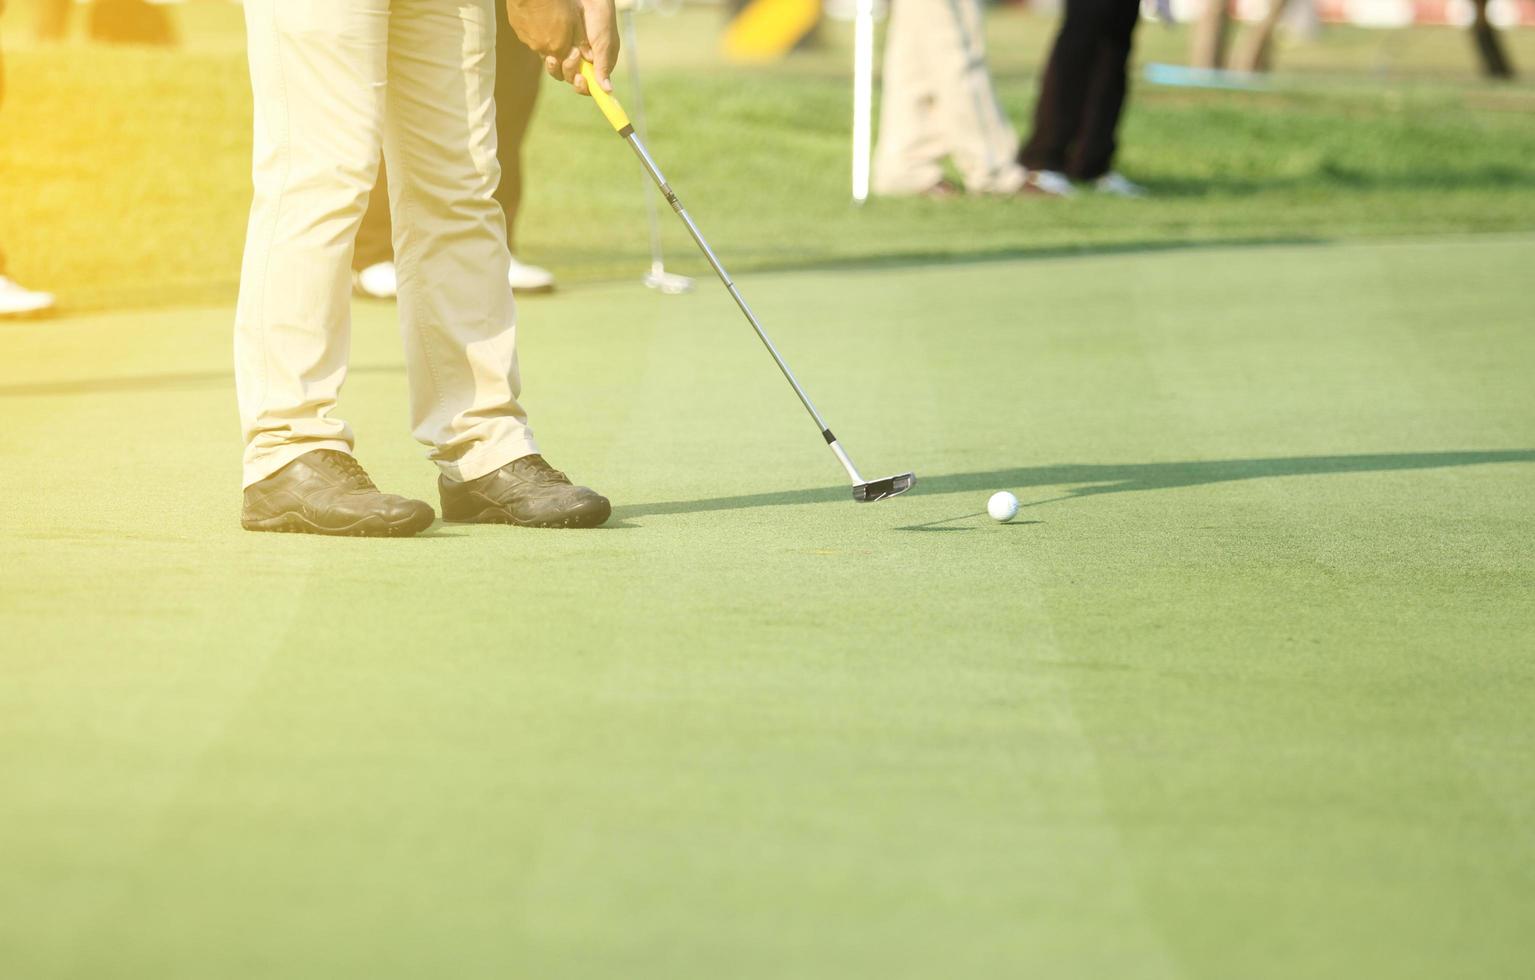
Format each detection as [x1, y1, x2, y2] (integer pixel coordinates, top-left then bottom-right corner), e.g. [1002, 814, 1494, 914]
[875, 0, 1022, 195]
[352, 4, 543, 268]
[872, 0, 945, 196]
[235, 0, 389, 486]
[235, 0, 537, 487]
[385, 0, 537, 481]
[930, 0, 1022, 193]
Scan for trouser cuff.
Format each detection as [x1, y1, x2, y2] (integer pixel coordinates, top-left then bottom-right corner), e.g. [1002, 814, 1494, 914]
[242, 438, 354, 489]
[436, 435, 542, 483]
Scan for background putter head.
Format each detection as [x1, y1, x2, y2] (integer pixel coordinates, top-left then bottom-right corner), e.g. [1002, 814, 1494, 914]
[643, 270, 695, 295]
[853, 472, 916, 503]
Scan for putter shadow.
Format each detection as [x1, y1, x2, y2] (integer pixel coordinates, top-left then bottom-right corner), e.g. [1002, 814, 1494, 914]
[616, 450, 1535, 518]
[897, 517, 1045, 532]
[896, 510, 988, 531]
[738, 234, 1329, 281]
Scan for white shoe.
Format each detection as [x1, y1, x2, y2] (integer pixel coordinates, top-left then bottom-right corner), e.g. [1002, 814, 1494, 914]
[508, 256, 555, 294]
[1020, 169, 1076, 198]
[353, 261, 398, 300]
[1094, 172, 1148, 198]
[0, 276, 56, 317]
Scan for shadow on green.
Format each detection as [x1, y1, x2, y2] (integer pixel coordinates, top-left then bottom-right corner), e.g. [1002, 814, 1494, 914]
[617, 450, 1535, 518]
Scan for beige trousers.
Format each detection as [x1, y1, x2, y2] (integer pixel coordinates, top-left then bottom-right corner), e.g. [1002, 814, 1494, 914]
[872, 0, 1024, 196]
[235, 0, 538, 488]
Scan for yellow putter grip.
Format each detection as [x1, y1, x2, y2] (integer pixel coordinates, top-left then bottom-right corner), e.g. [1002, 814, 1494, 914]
[580, 61, 631, 133]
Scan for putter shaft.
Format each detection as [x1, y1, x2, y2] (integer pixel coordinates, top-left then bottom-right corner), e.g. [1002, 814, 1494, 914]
[577, 61, 911, 499]
[619, 128, 868, 484]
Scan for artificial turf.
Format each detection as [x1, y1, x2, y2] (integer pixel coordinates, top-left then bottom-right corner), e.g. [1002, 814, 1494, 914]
[3, 235, 1533, 977]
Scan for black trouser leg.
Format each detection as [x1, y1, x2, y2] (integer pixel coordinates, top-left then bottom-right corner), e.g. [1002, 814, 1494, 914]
[1018, 0, 1104, 173]
[353, 159, 395, 271]
[492, 17, 542, 255]
[1066, 0, 1140, 180]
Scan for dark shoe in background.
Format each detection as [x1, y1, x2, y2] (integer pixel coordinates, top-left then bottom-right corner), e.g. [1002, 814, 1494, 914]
[920, 178, 964, 200]
[242, 449, 435, 537]
[440, 454, 611, 529]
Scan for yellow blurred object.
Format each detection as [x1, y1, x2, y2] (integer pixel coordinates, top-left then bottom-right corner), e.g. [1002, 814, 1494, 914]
[722, 0, 820, 63]
[579, 62, 632, 133]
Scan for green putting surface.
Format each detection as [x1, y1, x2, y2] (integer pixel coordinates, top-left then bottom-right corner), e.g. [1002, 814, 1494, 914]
[2, 236, 1533, 978]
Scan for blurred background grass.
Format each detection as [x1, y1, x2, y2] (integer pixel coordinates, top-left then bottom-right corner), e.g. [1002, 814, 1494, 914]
[2, 0, 1533, 312]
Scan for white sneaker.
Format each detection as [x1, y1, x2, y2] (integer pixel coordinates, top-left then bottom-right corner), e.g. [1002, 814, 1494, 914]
[1094, 172, 1148, 198]
[1020, 169, 1076, 198]
[353, 261, 398, 300]
[508, 256, 555, 294]
[0, 276, 56, 317]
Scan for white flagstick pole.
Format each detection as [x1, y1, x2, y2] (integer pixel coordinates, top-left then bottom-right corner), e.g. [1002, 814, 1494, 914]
[851, 0, 875, 205]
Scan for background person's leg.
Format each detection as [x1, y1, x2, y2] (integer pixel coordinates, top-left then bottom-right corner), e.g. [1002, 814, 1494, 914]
[235, 0, 389, 487]
[1066, 0, 1141, 181]
[492, 13, 543, 255]
[385, 0, 538, 483]
[1018, 0, 1106, 174]
[928, 0, 1022, 194]
[353, 158, 395, 273]
[871, 0, 946, 196]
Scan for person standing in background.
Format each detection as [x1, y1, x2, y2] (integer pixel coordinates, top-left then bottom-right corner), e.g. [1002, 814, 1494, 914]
[872, 0, 1025, 198]
[1017, 0, 1147, 197]
[354, 5, 556, 299]
[0, 0, 58, 317]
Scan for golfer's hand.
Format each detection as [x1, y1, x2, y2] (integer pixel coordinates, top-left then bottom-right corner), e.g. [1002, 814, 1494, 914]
[506, 0, 618, 96]
[574, 0, 619, 96]
[506, 0, 583, 81]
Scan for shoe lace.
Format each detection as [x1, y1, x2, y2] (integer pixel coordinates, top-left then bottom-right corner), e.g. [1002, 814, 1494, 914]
[316, 450, 377, 489]
[516, 454, 569, 484]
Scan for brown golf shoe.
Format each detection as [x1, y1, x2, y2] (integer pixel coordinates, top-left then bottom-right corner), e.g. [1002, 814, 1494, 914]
[439, 454, 610, 529]
[241, 450, 435, 537]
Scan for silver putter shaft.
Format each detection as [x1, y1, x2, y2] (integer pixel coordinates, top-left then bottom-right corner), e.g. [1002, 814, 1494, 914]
[579, 63, 915, 503]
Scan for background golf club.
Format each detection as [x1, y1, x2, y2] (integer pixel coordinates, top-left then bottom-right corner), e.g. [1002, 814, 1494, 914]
[617, 0, 694, 295]
[578, 60, 915, 504]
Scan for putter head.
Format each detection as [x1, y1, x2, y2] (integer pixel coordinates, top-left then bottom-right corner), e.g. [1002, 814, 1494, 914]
[853, 472, 916, 503]
[643, 270, 695, 295]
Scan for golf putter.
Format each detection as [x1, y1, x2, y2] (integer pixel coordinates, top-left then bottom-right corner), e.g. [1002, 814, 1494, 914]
[619, 8, 693, 294]
[578, 62, 915, 503]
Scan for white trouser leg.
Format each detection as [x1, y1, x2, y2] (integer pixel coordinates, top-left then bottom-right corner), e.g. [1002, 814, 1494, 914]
[385, 0, 538, 482]
[874, 0, 1023, 196]
[235, 0, 390, 487]
[872, 0, 947, 196]
[931, 0, 1023, 193]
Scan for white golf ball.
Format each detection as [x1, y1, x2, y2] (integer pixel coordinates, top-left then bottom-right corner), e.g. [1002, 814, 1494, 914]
[987, 491, 1020, 522]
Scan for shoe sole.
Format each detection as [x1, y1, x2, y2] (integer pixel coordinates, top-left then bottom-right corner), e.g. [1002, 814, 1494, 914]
[241, 507, 434, 537]
[444, 497, 611, 530]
